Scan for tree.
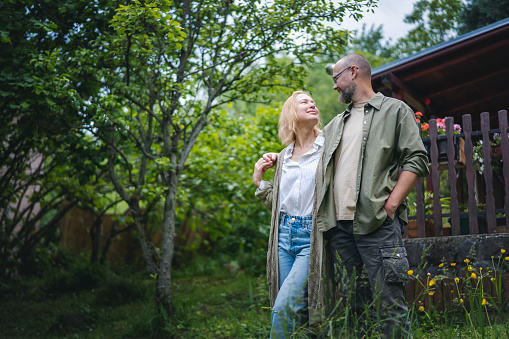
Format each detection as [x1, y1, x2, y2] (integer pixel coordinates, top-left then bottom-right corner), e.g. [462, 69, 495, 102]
[58, 0, 374, 316]
[0, 0, 118, 275]
[349, 23, 396, 61]
[392, 0, 462, 57]
[458, 0, 509, 34]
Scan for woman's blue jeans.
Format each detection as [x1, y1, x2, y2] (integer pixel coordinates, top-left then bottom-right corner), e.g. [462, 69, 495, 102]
[271, 214, 311, 339]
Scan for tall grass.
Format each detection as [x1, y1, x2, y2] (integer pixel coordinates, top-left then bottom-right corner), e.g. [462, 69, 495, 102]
[287, 246, 509, 338]
[1, 247, 508, 338]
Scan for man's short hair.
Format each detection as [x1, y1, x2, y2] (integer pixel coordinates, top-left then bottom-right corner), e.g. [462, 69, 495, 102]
[342, 54, 371, 78]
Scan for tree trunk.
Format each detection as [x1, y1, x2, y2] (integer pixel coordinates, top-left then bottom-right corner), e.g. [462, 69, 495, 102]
[130, 200, 159, 275]
[156, 170, 178, 316]
[90, 214, 103, 263]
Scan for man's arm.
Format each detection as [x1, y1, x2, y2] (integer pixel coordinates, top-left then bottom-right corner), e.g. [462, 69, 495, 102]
[384, 170, 419, 220]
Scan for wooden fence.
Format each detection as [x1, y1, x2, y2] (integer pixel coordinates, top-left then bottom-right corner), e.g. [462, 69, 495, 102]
[409, 110, 509, 238]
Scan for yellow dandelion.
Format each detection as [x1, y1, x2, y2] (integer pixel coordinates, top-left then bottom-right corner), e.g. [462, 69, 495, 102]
[502, 249, 506, 254]
[491, 277, 495, 282]
[482, 299, 486, 306]
[464, 258, 470, 264]
[471, 272, 477, 279]
[439, 263, 444, 268]
[429, 279, 435, 287]
[419, 306, 424, 312]
[468, 266, 473, 271]
[451, 263, 457, 266]
[407, 270, 413, 276]
[455, 277, 460, 283]
[480, 267, 483, 271]
[460, 298, 464, 303]
[429, 291, 435, 296]
[505, 256, 509, 261]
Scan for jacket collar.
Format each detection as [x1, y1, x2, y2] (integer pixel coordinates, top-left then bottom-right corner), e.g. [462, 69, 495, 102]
[344, 92, 384, 113]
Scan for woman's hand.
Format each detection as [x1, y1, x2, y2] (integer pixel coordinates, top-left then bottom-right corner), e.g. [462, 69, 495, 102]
[253, 154, 277, 187]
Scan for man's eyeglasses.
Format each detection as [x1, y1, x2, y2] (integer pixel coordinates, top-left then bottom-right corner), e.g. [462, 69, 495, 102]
[332, 66, 352, 84]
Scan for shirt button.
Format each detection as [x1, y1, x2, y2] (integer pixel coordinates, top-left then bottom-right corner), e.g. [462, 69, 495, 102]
[365, 110, 368, 113]
[363, 137, 366, 140]
[292, 217, 295, 221]
[364, 121, 367, 123]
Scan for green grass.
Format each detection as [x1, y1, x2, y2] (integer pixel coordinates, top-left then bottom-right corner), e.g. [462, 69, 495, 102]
[0, 264, 271, 339]
[171, 273, 271, 338]
[2, 255, 509, 338]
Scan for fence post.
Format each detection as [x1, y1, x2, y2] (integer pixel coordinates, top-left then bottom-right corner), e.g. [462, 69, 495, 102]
[481, 112, 497, 233]
[497, 110, 509, 233]
[416, 121, 426, 238]
[446, 118, 460, 235]
[462, 115, 479, 234]
[429, 119, 443, 236]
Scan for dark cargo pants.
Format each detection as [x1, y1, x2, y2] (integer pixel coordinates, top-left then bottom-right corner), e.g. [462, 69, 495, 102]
[326, 215, 412, 338]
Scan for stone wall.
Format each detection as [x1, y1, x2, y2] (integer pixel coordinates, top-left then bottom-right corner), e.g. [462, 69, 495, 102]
[405, 233, 509, 276]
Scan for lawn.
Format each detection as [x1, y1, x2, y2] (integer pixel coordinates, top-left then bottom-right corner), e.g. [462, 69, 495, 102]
[1, 257, 509, 338]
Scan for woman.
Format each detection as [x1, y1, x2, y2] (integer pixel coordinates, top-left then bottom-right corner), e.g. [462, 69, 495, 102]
[253, 91, 333, 338]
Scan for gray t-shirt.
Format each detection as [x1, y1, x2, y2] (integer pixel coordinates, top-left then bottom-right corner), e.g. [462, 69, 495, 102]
[334, 101, 367, 220]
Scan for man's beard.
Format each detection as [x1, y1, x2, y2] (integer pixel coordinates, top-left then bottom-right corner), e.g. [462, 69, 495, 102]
[339, 83, 355, 104]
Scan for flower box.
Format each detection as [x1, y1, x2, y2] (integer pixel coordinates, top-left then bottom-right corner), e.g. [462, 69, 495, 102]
[447, 215, 485, 235]
[422, 135, 465, 165]
[407, 219, 434, 238]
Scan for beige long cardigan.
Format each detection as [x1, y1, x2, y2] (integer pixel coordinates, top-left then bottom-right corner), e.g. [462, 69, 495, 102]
[255, 147, 336, 325]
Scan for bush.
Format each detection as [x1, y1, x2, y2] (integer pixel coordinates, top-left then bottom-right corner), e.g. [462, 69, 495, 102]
[94, 273, 151, 305]
[47, 259, 107, 294]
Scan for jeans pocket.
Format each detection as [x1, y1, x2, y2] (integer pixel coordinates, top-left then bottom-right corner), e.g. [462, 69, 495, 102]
[380, 246, 410, 283]
[304, 221, 313, 235]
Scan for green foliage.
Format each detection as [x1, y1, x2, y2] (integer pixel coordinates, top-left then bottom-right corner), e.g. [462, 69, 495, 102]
[348, 0, 508, 63]
[48, 259, 108, 295]
[0, 0, 119, 274]
[94, 273, 151, 305]
[393, 0, 463, 57]
[458, 0, 509, 34]
[350, 23, 397, 61]
[175, 106, 282, 274]
[473, 133, 508, 175]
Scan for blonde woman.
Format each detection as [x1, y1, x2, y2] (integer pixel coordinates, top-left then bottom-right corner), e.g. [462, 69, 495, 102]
[253, 91, 331, 338]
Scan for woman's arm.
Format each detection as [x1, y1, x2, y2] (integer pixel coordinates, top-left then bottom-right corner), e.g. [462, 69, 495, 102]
[253, 154, 278, 210]
[255, 181, 274, 211]
[252, 156, 276, 187]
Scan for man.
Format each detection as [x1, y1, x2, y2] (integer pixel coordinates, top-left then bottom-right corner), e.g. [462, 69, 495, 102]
[321, 53, 429, 337]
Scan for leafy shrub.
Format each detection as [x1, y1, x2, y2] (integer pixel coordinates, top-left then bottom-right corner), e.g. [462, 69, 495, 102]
[94, 273, 151, 305]
[18, 243, 75, 278]
[47, 260, 107, 294]
[173, 256, 224, 279]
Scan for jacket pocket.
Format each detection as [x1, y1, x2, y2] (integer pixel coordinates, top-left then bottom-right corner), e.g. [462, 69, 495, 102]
[380, 246, 410, 284]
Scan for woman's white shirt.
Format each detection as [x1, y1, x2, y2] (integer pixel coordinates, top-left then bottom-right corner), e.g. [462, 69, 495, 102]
[259, 135, 324, 217]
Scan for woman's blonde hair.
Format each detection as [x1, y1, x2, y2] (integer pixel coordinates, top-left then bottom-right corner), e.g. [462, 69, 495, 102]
[278, 91, 322, 146]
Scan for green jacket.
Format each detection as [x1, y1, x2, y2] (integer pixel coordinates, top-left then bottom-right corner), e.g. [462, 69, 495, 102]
[315, 92, 430, 234]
